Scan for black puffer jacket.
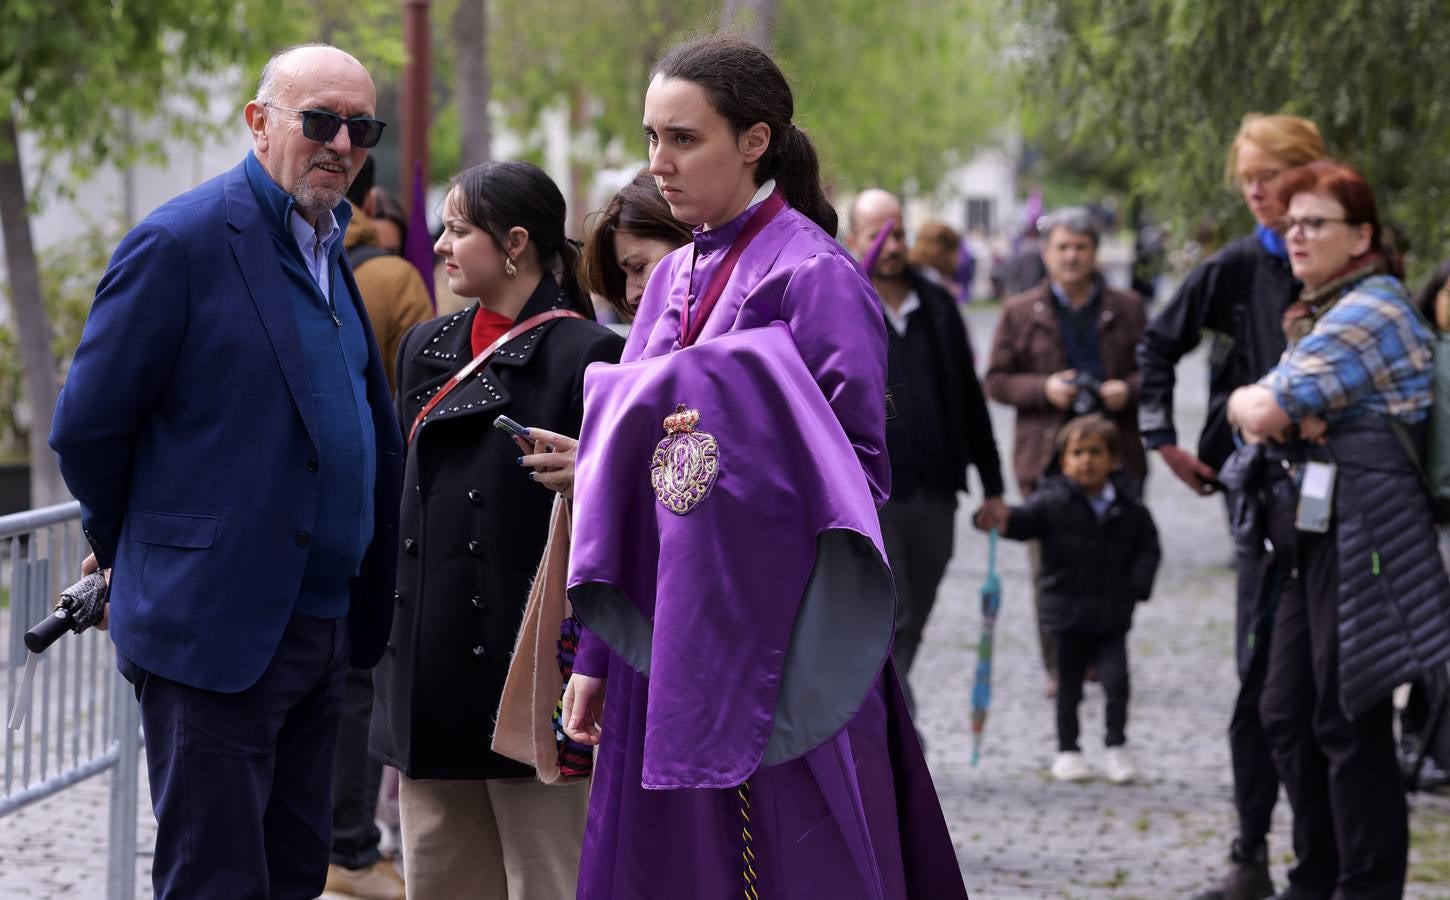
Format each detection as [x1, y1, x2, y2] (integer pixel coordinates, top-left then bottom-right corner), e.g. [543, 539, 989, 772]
[1003, 471, 1161, 634]
[1330, 421, 1450, 719]
[1220, 419, 1450, 719]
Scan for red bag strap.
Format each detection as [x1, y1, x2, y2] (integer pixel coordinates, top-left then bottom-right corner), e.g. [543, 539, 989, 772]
[407, 308, 586, 446]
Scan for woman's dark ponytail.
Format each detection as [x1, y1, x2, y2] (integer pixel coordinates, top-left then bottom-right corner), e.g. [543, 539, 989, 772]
[557, 240, 595, 320]
[762, 125, 837, 237]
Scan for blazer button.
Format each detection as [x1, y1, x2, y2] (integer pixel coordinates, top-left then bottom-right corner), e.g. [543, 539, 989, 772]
[467, 540, 484, 556]
[307, 458, 319, 473]
[404, 538, 418, 556]
[471, 595, 486, 610]
[467, 489, 484, 506]
[472, 645, 486, 658]
[295, 531, 310, 548]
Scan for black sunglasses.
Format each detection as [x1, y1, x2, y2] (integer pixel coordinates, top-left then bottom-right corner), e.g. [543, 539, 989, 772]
[266, 104, 386, 149]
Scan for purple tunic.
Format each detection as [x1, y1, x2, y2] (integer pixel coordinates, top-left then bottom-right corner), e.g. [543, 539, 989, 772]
[568, 199, 968, 899]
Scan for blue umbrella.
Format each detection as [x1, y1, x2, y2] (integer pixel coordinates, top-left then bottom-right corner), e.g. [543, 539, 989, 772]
[971, 529, 1002, 766]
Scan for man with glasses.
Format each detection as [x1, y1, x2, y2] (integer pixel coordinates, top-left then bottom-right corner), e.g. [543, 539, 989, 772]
[50, 44, 402, 899]
[1136, 114, 1325, 900]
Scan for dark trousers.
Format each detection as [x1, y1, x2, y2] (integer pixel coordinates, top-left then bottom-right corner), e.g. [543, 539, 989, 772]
[331, 666, 383, 870]
[122, 613, 349, 900]
[880, 489, 957, 713]
[1229, 546, 1281, 849]
[1260, 495, 1407, 899]
[1054, 629, 1129, 752]
[1026, 540, 1056, 676]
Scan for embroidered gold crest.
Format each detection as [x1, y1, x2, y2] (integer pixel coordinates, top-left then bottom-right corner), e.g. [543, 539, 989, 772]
[650, 404, 720, 515]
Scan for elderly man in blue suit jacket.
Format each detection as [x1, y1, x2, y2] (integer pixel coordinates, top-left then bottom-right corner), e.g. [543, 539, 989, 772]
[50, 44, 404, 899]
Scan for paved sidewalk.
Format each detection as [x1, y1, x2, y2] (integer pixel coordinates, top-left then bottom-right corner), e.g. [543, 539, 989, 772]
[5, 304, 1450, 897]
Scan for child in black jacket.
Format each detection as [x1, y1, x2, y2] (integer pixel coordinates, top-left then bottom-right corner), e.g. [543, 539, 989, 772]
[990, 414, 1161, 783]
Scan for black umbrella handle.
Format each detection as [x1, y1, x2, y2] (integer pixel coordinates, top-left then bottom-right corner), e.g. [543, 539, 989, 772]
[24, 608, 75, 654]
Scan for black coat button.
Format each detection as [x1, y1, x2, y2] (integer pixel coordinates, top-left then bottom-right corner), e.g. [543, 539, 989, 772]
[467, 489, 483, 506]
[404, 539, 418, 556]
[394, 591, 406, 607]
[307, 458, 319, 473]
[472, 645, 486, 657]
[471, 595, 486, 610]
[295, 531, 310, 548]
[467, 540, 484, 556]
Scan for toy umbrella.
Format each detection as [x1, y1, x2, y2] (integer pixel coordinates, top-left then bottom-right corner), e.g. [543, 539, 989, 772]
[970, 529, 1002, 766]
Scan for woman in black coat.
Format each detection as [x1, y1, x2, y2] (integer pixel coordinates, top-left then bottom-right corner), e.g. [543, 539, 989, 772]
[370, 161, 623, 898]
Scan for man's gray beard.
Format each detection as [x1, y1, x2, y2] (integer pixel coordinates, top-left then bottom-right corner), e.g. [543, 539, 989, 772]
[292, 152, 351, 217]
[292, 180, 344, 217]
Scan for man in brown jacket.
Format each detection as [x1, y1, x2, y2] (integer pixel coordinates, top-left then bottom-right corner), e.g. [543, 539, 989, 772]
[344, 156, 433, 390]
[985, 206, 1147, 694]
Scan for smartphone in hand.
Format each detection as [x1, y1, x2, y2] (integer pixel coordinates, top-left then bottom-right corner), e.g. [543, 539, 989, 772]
[493, 414, 529, 440]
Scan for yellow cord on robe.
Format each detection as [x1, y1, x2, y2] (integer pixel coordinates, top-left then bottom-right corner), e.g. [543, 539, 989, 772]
[739, 782, 758, 899]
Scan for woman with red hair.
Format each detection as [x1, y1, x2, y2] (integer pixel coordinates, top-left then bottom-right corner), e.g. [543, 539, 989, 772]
[1226, 161, 1450, 898]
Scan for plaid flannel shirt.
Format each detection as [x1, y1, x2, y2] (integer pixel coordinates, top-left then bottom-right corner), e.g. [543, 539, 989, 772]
[1260, 274, 1433, 424]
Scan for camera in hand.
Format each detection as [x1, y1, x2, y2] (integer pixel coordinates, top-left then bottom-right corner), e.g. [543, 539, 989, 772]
[1068, 371, 1104, 416]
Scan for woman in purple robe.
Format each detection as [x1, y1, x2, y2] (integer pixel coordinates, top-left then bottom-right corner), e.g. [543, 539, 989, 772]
[552, 35, 968, 900]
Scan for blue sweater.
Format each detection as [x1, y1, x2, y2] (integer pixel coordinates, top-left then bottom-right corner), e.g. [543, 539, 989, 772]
[246, 154, 376, 618]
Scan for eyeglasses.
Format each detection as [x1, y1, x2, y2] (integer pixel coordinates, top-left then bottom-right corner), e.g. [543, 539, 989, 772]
[1234, 169, 1283, 189]
[265, 104, 386, 149]
[1275, 216, 1352, 238]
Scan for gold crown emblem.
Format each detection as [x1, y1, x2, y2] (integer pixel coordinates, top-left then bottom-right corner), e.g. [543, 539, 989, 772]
[662, 404, 700, 435]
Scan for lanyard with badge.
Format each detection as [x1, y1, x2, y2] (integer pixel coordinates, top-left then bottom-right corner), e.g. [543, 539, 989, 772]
[1295, 459, 1337, 533]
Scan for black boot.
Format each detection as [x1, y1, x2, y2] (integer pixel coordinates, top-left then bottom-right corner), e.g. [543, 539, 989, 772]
[1188, 838, 1275, 900]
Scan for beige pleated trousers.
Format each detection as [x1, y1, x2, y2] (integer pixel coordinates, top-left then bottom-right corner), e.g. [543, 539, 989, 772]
[398, 774, 589, 899]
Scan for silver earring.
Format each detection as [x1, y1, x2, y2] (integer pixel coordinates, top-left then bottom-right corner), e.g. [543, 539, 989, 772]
[504, 257, 518, 278]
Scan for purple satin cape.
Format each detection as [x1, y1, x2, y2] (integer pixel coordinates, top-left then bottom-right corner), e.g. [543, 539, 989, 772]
[566, 202, 967, 899]
[569, 323, 894, 787]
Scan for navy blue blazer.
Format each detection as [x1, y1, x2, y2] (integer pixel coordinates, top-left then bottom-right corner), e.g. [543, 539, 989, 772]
[50, 158, 404, 693]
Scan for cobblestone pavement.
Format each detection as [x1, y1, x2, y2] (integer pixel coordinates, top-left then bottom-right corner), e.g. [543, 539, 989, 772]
[917, 307, 1450, 899]
[5, 304, 1450, 898]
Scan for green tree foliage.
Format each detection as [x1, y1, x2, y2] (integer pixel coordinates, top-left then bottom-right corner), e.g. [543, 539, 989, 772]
[483, 0, 1007, 201]
[487, 0, 711, 160]
[777, 0, 1005, 195]
[1012, 0, 1450, 268]
[1, 0, 299, 185]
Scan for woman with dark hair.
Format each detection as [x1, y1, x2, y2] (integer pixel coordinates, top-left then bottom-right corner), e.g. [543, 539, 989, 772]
[370, 160, 623, 898]
[578, 169, 691, 321]
[1226, 160, 1450, 898]
[549, 34, 966, 900]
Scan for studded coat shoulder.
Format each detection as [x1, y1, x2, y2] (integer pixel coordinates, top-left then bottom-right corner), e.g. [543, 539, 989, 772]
[369, 277, 624, 779]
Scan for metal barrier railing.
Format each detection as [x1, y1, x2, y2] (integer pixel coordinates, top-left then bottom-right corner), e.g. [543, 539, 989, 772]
[1, 501, 141, 899]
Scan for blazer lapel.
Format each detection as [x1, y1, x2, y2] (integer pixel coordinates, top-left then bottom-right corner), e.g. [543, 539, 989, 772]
[224, 166, 319, 452]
